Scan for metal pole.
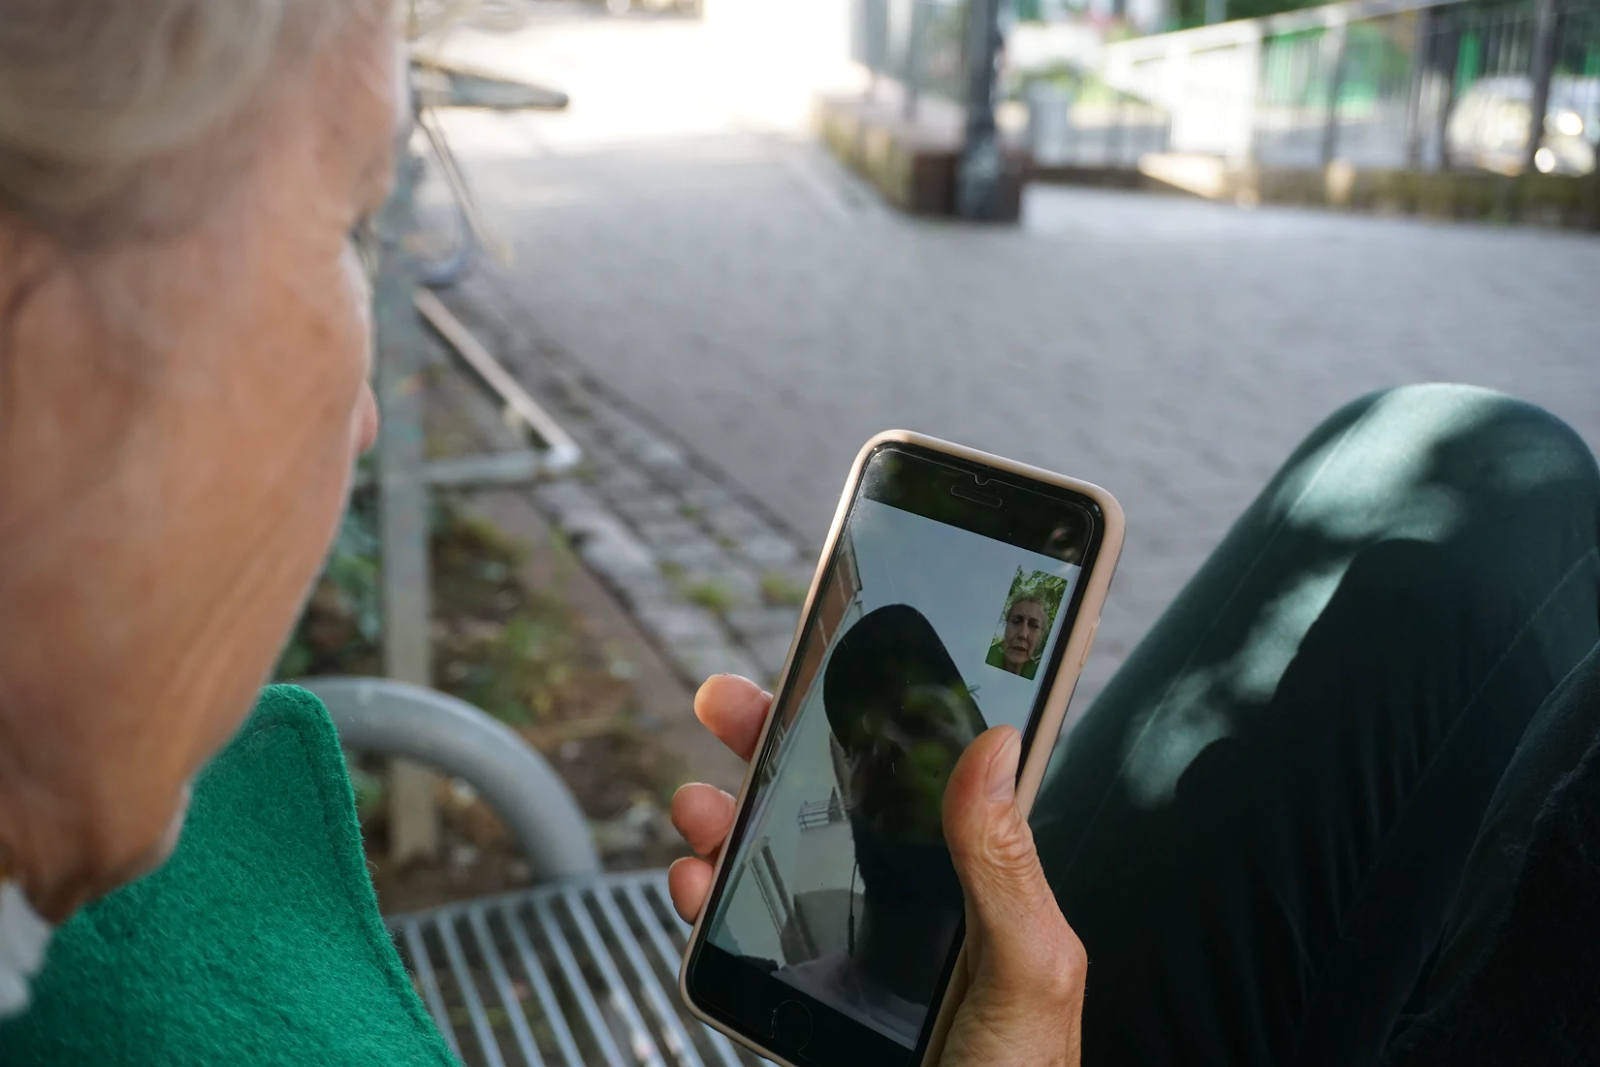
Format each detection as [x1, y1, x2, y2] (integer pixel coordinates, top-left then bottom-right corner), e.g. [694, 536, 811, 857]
[1320, 18, 1351, 167]
[1404, 7, 1433, 168]
[1249, 32, 1270, 164]
[1525, 0, 1559, 173]
[1206, 0, 1226, 27]
[1110, 92, 1129, 166]
[373, 148, 440, 863]
[903, 0, 927, 121]
[957, 0, 1007, 219]
[1435, 18, 1460, 169]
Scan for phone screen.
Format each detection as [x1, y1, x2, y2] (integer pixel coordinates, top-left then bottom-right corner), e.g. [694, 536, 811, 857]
[686, 443, 1103, 1066]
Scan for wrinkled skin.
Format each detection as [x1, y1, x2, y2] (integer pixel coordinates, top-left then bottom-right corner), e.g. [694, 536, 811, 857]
[0, 13, 399, 921]
[1002, 599, 1047, 673]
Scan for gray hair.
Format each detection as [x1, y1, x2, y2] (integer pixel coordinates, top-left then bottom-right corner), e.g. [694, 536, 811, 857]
[1006, 591, 1046, 616]
[0, 0, 382, 246]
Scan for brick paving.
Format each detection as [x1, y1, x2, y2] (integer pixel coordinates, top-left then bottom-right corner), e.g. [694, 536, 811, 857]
[437, 277, 816, 691]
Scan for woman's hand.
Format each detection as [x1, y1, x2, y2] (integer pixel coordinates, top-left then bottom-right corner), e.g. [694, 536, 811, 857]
[668, 674, 1086, 1067]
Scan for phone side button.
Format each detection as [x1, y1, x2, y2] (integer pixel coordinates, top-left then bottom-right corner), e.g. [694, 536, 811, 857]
[1078, 621, 1099, 669]
[771, 999, 814, 1052]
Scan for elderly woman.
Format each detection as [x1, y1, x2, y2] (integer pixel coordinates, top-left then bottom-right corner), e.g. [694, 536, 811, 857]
[1, 2, 1597, 1066]
[0, 0, 392, 915]
[987, 592, 1051, 678]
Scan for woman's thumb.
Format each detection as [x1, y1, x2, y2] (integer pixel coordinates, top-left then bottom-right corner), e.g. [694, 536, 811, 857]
[942, 727, 1087, 1005]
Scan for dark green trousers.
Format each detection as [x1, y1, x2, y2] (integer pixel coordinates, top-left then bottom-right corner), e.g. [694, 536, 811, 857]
[1033, 384, 1600, 1067]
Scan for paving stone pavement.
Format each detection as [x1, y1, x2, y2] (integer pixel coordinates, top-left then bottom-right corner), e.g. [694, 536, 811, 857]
[426, 10, 1600, 716]
[449, 181, 1600, 713]
[437, 281, 816, 691]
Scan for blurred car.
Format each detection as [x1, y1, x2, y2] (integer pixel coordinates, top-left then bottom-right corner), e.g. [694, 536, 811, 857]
[1445, 75, 1599, 176]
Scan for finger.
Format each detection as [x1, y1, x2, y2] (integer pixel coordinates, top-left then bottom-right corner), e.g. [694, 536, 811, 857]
[668, 856, 714, 923]
[671, 783, 738, 858]
[693, 674, 771, 761]
[943, 727, 1087, 1003]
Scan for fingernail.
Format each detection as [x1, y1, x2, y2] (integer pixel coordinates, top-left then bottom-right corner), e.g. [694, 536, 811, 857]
[986, 730, 1021, 801]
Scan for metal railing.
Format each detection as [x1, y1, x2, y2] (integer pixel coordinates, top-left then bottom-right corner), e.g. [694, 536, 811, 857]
[1026, 80, 1174, 166]
[854, 0, 1599, 174]
[797, 792, 849, 831]
[1091, 0, 1600, 174]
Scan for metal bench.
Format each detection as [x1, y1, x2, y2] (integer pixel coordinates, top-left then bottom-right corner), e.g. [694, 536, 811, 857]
[303, 677, 762, 1067]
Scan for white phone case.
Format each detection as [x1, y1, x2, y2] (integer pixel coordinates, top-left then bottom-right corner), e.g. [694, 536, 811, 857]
[677, 430, 1126, 1067]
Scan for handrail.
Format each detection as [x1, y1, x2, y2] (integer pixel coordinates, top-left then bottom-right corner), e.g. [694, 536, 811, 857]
[300, 676, 603, 882]
[1108, 0, 1462, 60]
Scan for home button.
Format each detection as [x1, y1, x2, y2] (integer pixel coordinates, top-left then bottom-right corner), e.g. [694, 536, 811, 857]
[771, 999, 813, 1051]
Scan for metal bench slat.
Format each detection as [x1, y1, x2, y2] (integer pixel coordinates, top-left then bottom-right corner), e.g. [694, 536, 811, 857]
[403, 918, 463, 1058]
[619, 880, 746, 1067]
[437, 911, 510, 1067]
[498, 898, 589, 1067]
[466, 906, 547, 1067]
[388, 873, 762, 1067]
[593, 883, 707, 1067]
[531, 892, 631, 1067]
[561, 886, 668, 1067]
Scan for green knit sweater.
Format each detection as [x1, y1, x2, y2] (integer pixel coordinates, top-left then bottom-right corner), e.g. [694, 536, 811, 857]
[0, 685, 456, 1066]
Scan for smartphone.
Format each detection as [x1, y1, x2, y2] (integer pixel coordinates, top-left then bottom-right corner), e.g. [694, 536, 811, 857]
[678, 432, 1124, 1067]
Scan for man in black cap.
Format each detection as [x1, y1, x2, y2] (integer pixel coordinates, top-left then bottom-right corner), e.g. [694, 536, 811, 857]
[776, 604, 990, 1047]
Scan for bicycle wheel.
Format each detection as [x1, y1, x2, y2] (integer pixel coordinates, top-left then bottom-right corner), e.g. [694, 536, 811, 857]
[409, 117, 476, 290]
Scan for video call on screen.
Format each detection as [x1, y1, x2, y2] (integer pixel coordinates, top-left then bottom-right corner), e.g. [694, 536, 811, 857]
[706, 493, 1083, 1049]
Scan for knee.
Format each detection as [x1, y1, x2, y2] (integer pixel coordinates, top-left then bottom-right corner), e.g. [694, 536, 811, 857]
[1290, 385, 1600, 534]
[1343, 385, 1598, 500]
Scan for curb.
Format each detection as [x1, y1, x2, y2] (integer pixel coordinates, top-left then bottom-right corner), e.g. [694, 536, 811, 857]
[436, 270, 815, 691]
